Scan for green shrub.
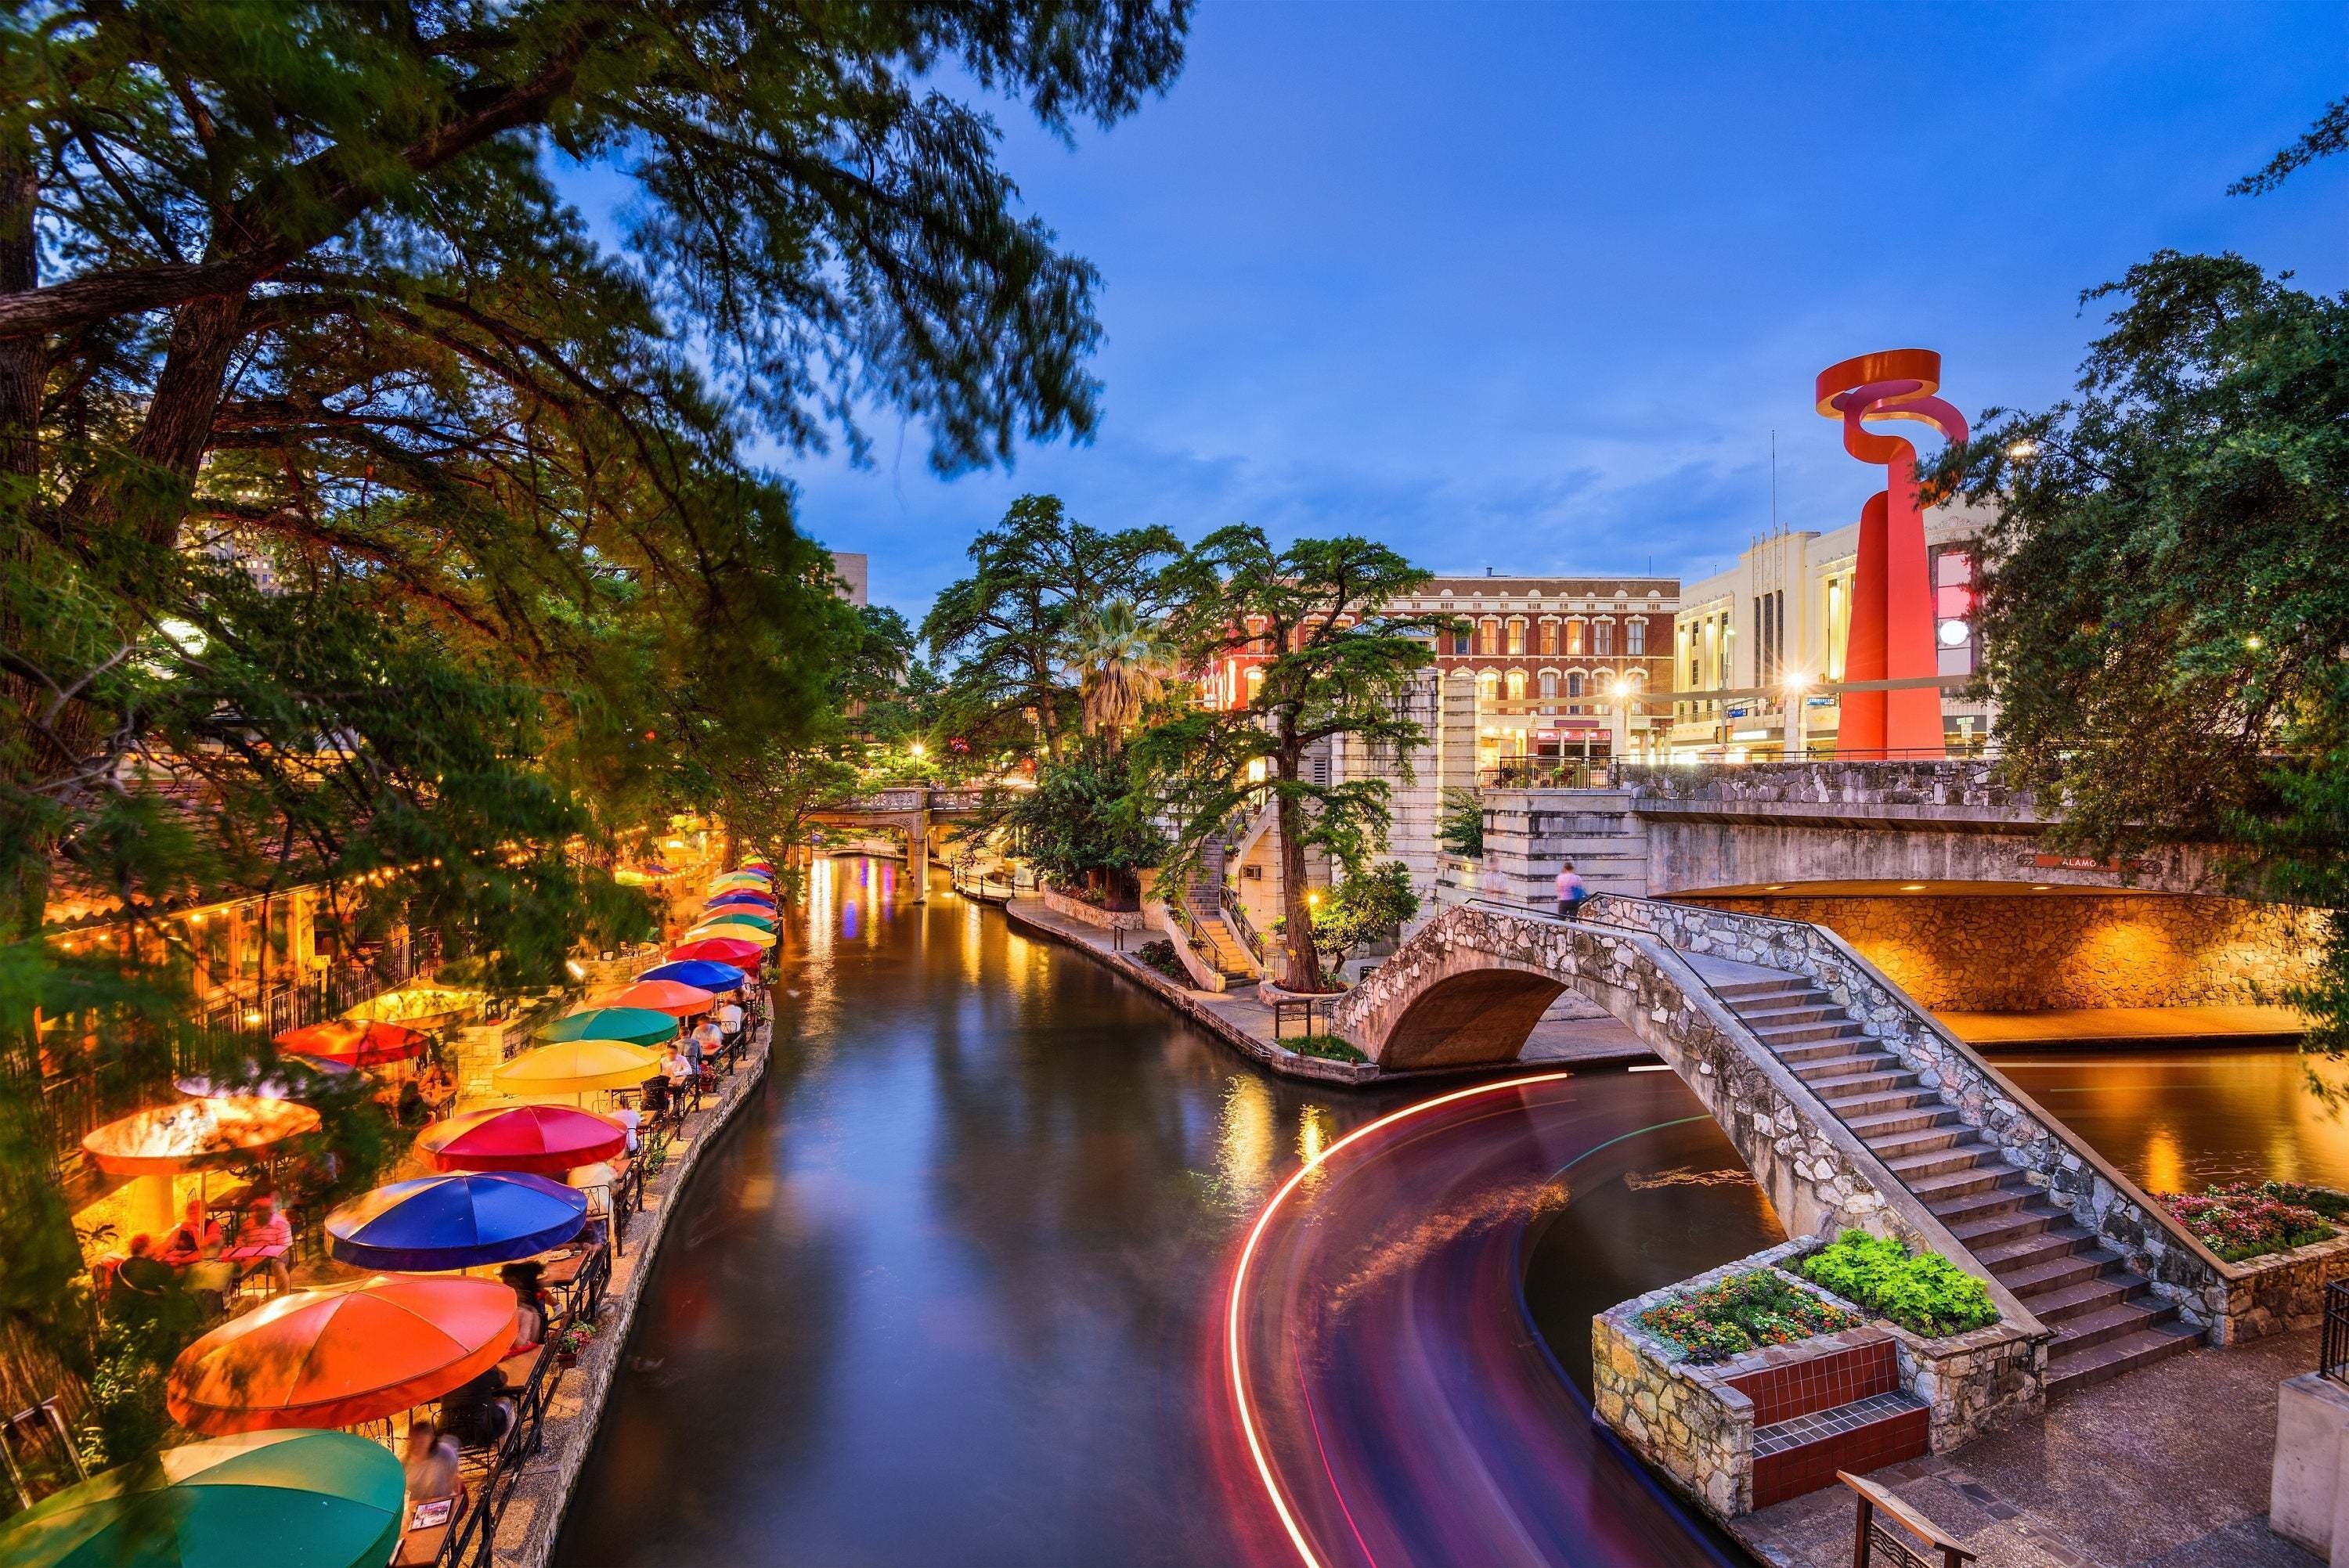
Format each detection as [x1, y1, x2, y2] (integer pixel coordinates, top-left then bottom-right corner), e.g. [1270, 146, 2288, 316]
[1134, 939, 1188, 982]
[2263, 1181, 2349, 1223]
[1635, 1270, 1856, 1364]
[1289, 1033, 1368, 1064]
[1800, 1231, 1999, 1336]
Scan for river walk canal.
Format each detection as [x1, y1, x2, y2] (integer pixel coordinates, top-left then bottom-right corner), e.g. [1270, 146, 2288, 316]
[554, 856, 2332, 1566]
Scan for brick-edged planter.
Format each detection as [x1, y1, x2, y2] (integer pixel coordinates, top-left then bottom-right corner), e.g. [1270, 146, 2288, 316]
[1594, 1238, 2044, 1520]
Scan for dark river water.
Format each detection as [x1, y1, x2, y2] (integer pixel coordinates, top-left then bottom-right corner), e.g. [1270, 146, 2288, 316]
[554, 856, 2331, 1566]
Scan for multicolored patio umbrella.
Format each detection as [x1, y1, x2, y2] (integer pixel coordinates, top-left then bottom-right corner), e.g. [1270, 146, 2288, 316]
[668, 937, 763, 967]
[417, 1103, 626, 1176]
[637, 958, 748, 991]
[692, 913, 775, 935]
[0, 1429, 405, 1568]
[325, 1171, 586, 1271]
[588, 979, 716, 1017]
[687, 924, 774, 950]
[490, 1040, 662, 1098]
[81, 1098, 321, 1176]
[710, 870, 770, 887]
[705, 891, 777, 910]
[539, 1006, 675, 1047]
[275, 1019, 426, 1069]
[168, 1275, 518, 1433]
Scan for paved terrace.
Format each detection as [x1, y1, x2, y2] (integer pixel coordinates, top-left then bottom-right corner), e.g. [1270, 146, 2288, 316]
[1739, 1327, 2321, 1568]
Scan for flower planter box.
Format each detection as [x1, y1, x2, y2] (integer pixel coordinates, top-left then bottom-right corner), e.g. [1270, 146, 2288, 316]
[1037, 885, 1148, 931]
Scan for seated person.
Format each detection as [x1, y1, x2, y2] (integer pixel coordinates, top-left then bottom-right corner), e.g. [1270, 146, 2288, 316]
[438, 1368, 515, 1451]
[716, 998, 745, 1042]
[114, 1235, 175, 1298]
[674, 1020, 703, 1073]
[159, 1197, 223, 1266]
[659, 1045, 694, 1091]
[402, 1418, 460, 1509]
[499, 1262, 548, 1351]
[690, 1017, 724, 1069]
[610, 1101, 640, 1155]
[238, 1195, 294, 1292]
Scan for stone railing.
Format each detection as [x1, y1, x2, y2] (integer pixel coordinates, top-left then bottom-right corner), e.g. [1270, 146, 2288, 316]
[1584, 894, 2250, 1336]
[1615, 759, 2033, 816]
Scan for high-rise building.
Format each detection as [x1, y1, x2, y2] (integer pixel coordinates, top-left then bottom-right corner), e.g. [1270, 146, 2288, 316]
[831, 552, 869, 608]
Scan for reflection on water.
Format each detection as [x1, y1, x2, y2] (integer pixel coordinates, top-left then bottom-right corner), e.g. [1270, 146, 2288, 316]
[555, 858, 1425, 1567]
[1996, 1047, 2349, 1193]
[1521, 1119, 1785, 1395]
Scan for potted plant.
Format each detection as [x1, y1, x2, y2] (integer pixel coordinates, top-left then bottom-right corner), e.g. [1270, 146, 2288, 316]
[556, 1320, 597, 1368]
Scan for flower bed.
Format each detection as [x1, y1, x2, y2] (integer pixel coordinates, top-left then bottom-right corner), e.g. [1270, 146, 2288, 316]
[1133, 939, 1188, 982]
[2161, 1183, 2338, 1263]
[1799, 1231, 1999, 1336]
[1635, 1269, 1857, 1364]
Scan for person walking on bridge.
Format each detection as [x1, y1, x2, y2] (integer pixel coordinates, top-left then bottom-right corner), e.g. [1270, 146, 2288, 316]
[1555, 862, 1586, 920]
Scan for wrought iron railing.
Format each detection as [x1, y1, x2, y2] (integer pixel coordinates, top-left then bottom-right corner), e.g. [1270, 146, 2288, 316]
[2323, 1280, 2349, 1384]
[1218, 888, 1266, 968]
[1268, 994, 1339, 1040]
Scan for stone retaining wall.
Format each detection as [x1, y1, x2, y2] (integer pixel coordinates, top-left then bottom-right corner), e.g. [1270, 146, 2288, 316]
[1590, 895, 2238, 1335]
[1037, 885, 1148, 931]
[497, 1021, 774, 1568]
[1678, 890, 2324, 1013]
[2203, 1232, 2349, 1344]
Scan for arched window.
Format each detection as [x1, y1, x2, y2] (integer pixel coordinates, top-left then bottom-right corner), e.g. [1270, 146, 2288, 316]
[1506, 618, 1526, 656]
[1539, 619, 1559, 656]
[1478, 617, 1501, 655]
[1567, 672, 1585, 698]
[1538, 670, 1557, 699]
[1477, 669, 1499, 702]
[1566, 620, 1586, 658]
[1506, 669, 1526, 701]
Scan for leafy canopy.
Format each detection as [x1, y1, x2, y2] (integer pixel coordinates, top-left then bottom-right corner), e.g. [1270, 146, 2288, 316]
[1931, 250, 2349, 1052]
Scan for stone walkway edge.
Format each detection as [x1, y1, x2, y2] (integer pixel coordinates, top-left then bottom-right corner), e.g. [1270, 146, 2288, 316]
[493, 1012, 774, 1568]
[998, 895, 1651, 1086]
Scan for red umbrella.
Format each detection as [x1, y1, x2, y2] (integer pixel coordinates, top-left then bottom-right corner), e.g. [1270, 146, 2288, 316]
[669, 937, 761, 966]
[589, 979, 716, 1017]
[168, 1274, 518, 1433]
[276, 1019, 426, 1068]
[417, 1104, 626, 1177]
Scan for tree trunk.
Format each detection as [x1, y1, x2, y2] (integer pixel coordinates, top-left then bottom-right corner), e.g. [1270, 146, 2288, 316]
[1274, 781, 1320, 992]
[63, 288, 251, 548]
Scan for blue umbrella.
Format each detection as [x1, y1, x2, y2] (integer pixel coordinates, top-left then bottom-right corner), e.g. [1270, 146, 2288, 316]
[637, 959, 749, 991]
[325, 1172, 586, 1271]
[705, 891, 776, 909]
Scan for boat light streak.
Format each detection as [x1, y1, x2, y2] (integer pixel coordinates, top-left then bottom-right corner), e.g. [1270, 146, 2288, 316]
[1224, 1071, 1577, 1568]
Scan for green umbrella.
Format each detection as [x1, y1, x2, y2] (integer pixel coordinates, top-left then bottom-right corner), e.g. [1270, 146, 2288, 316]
[539, 1006, 675, 1047]
[693, 910, 775, 932]
[0, 1429, 403, 1568]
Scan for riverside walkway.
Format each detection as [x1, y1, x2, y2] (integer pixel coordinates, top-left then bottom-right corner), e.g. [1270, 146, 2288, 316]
[995, 893, 1657, 1078]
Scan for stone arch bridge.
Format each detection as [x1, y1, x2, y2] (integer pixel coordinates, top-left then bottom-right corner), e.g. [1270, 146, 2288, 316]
[1333, 896, 2240, 1394]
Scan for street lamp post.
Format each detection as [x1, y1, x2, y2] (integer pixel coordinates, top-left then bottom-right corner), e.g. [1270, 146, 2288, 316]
[1781, 671, 1812, 759]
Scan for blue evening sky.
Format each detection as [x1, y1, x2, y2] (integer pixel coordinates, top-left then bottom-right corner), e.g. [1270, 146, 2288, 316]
[650, 5, 2346, 621]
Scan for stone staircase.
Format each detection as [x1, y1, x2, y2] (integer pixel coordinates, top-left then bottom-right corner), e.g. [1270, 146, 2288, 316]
[1696, 959, 2200, 1395]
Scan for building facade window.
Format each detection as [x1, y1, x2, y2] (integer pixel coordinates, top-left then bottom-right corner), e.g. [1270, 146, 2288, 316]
[1478, 617, 1501, 656]
[1538, 670, 1557, 699]
[1506, 669, 1526, 701]
[1506, 618, 1526, 656]
[1477, 669, 1499, 702]
[1593, 620, 1613, 656]
[1626, 618, 1645, 656]
[1565, 620, 1585, 657]
[1539, 620, 1558, 655]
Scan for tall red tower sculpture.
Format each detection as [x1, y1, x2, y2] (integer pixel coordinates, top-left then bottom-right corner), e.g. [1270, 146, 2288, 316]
[1815, 349, 1967, 759]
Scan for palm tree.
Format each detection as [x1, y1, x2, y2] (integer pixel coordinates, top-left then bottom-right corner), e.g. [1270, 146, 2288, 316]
[1066, 600, 1174, 751]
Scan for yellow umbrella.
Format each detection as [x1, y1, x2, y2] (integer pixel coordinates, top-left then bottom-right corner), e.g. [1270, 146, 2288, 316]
[491, 1040, 662, 1097]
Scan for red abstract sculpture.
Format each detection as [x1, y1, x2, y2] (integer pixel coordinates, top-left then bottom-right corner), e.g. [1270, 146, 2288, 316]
[1815, 350, 1968, 759]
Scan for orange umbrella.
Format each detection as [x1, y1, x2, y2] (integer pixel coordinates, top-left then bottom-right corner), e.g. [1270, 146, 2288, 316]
[587, 979, 717, 1017]
[167, 1274, 518, 1433]
[277, 1019, 427, 1068]
[81, 1097, 321, 1176]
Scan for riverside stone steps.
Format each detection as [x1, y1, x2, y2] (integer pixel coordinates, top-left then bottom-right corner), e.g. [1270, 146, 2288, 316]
[1689, 954, 2199, 1397]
